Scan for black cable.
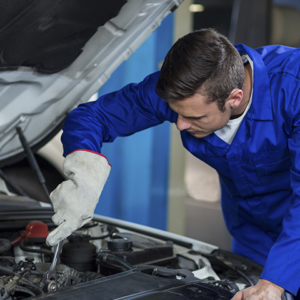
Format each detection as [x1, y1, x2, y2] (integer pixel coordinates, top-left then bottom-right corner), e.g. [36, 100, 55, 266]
[16, 127, 52, 204]
[98, 253, 135, 270]
[0, 169, 29, 197]
[200, 251, 256, 287]
[235, 269, 256, 286]
[19, 239, 54, 258]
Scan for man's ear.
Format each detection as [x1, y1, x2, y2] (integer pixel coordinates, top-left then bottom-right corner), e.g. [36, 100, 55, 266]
[228, 89, 243, 108]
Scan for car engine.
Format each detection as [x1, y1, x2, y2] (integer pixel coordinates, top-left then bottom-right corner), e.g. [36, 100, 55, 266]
[0, 210, 268, 300]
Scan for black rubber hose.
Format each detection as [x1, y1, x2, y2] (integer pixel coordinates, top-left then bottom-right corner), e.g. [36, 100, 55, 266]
[80, 271, 104, 282]
[19, 239, 54, 258]
[97, 253, 134, 270]
[19, 277, 44, 295]
[0, 265, 15, 276]
[0, 239, 11, 255]
[14, 286, 36, 297]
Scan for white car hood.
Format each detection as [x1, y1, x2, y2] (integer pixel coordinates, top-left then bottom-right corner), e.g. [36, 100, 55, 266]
[0, 0, 182, 166]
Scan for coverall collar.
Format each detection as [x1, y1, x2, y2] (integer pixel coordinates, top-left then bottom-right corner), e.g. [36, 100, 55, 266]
[235, 43, 273, 121]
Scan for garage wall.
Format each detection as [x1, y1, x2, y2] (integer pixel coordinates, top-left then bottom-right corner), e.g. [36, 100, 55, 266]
[94, 14, 174, 230]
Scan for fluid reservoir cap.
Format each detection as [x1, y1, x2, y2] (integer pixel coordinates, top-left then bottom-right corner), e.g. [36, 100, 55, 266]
[68, 234, 91, 243]
[20, 221, 49, 242]
[107, 238, 133, 252]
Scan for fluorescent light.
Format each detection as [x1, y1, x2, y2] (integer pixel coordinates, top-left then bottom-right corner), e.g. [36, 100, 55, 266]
[189, 4, 205, 12]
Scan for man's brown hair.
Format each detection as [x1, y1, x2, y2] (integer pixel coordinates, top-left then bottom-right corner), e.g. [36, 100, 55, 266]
[155, 28, 245, 112]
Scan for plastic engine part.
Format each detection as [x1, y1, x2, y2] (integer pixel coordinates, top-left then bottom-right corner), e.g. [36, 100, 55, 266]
[20, 221, 49, 242]
[60, 234, 97, 272]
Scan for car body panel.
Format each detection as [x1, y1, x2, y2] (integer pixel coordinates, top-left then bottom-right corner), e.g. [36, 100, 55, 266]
[0, 0, 182, 166]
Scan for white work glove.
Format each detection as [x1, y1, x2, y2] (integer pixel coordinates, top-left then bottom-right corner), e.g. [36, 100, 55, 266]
[46, 150, 111, 246]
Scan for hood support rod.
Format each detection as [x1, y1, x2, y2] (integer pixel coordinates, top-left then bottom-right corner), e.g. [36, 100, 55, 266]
[16, 127, 52, 204]
[0, 168, 28, 197]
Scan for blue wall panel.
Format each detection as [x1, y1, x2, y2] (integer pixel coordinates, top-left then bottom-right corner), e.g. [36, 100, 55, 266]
[94, 14, 174, 230]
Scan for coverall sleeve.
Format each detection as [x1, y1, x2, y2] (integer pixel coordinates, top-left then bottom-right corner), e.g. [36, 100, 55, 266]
[61, 71, 177, 156]
[260, 73, 300, 295]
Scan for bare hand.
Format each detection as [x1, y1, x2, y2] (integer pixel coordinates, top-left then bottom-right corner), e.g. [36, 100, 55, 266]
[231, 279, 284, 300]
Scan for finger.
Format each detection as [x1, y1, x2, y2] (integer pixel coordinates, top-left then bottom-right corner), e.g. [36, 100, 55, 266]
[49, 183, 63, 202]
[80, 216, 93, 228]
[52, 211, 65, 226]
[46, 221, 74, 246]
[231, 291, 243, 300]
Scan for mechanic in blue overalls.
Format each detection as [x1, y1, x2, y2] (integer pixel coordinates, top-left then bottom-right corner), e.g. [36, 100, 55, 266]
[46, 29, 300, 300]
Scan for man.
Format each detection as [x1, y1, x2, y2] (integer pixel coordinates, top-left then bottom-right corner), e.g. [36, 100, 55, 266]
[46, 28, 300, 299]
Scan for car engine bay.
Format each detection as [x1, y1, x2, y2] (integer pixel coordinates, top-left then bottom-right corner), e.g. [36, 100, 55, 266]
[0, 205, 265, 300]
[0, 117, 264, 299]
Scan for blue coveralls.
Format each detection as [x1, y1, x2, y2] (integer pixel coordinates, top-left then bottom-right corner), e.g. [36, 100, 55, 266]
[62, 44, 300, 295]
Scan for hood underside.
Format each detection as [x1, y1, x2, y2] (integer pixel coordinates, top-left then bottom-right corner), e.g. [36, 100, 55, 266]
[0, 0, 181, 167]
[0, 0, 127, 74]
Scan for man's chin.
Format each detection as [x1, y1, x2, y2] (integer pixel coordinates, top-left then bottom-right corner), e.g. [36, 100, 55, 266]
[187, 131, 210, 138]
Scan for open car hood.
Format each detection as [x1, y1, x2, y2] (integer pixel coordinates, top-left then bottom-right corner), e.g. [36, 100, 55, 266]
[0, 0, 181, 167]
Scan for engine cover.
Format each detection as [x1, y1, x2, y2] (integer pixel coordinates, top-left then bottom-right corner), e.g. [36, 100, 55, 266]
[28, 266, 234, 300]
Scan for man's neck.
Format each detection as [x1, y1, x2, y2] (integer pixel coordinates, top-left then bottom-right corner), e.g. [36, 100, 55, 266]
[231, 64, 253, 119]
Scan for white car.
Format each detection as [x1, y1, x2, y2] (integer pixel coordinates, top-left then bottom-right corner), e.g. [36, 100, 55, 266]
[0, 1, 289, 299]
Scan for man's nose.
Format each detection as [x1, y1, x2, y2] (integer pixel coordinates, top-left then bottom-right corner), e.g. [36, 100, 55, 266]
[176, 115, 191, 131]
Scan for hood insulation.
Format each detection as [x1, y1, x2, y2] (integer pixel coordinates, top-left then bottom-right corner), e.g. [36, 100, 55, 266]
[0, 0, 127, 74]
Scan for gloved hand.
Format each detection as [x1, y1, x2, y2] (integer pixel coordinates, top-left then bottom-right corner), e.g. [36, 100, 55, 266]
[46, 150, 111, 246]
